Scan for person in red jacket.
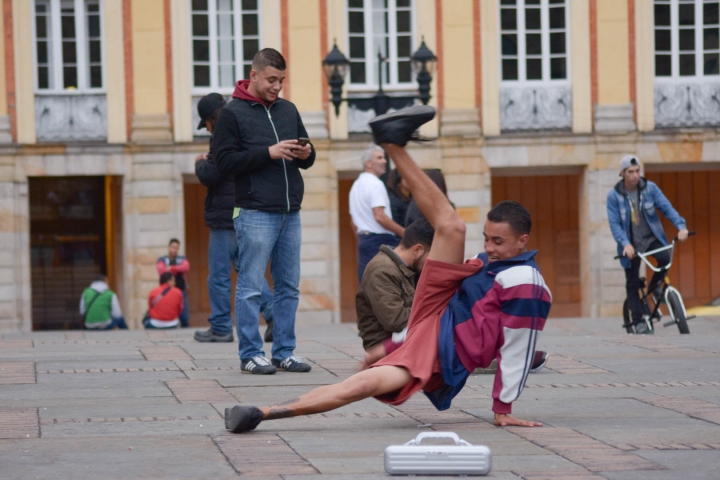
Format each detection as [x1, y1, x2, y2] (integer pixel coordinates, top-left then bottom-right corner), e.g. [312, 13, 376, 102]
[144, 272, 185, 329]
[156, 238, 190, 327]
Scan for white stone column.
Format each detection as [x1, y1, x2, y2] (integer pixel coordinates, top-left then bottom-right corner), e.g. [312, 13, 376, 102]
[297, 142, 339, 325]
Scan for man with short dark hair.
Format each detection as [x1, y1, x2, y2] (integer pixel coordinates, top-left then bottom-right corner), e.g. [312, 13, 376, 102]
[156, 238, 190, 327]
[607, 155, 688, 334]
[356, 219, 433, 352]
[214, 48, 315, 375]
[193, 93, 274, 344]
[224, 106, 552, 434]
[79, 274, 128, 330]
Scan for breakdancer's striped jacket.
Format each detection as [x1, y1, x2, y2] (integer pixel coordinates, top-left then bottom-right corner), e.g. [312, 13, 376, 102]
[433, 250, 552, 414]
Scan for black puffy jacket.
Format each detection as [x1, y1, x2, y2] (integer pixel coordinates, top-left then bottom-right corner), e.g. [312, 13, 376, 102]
[195, 138, 235, 230]
[213, 97, 316, 212]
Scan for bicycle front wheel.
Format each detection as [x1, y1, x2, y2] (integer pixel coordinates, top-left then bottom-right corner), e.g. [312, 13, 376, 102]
[667, 290, 690, 334]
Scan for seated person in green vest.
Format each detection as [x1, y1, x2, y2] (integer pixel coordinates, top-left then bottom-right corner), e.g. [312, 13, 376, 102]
[79, 274, 128, 330]
[144, 272, 185, 329]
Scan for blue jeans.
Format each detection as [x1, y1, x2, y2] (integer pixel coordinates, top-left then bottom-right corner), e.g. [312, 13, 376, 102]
[179, 290, 189, 327]
[207, 228, 273, 335]
[357, 233, 399, 282]
[234, 209, 300, 362]
[86, 316, 128, 330]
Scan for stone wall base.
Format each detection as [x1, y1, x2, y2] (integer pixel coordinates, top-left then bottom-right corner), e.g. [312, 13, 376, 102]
[440, 108, 482, 137]
[0, 115, 12, 144]
[594, 104, 636, 133]
[131, 114, 173, 144]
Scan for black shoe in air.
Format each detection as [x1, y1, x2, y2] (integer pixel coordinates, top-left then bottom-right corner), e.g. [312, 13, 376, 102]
[369, 105, 436, 147]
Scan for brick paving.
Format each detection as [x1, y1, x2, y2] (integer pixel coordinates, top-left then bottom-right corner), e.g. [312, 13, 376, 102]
[166, 379, 238, 404]
[213, 433, 318, 475]
[638, 396, 720, 425]
[511, 427, 664, 472]
[0, 362, 35, 384]
[0, 408, 39, 439]
[0, 317, 718, 478]
[544, 355, 610, 374]
[139, 345, 193, 361]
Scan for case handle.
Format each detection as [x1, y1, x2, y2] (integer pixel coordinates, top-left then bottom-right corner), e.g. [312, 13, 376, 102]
[409, 432, 470, 446]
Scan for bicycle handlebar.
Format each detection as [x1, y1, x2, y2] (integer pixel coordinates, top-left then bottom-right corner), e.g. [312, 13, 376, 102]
[613, 231, 695, 260]
[672, 230, 696, 241]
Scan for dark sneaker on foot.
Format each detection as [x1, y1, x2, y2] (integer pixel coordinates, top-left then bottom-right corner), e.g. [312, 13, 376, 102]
[635, 322, 654, 334]
[194, 328, 234, 343]
[529, 351, 549, 373]
[272, 355, 311, 372]
[369, 105, 436, 147]
[264, 320, 273, 343]
[225, 405, 264, 433]
[241, 356, 277, 375]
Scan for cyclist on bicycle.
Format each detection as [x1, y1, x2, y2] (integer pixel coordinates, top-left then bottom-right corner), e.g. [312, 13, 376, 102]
[607, 155, 688, 334]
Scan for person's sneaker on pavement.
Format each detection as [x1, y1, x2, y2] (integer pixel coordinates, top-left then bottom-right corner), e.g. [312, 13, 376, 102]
[193, 328, 234, 343]
[635, 322, 653, 335]
[272, 355, 311, 372]
[369, 105, 435, 147]
[529, 350, 549, 373]
[225, 405, 264, 433]
[241, 356, 277, 375]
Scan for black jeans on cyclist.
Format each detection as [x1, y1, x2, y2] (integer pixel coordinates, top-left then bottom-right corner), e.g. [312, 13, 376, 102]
[625, 239, 671, 324]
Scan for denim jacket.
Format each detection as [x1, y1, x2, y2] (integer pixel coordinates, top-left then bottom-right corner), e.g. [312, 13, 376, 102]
[606, 178, 686, 268]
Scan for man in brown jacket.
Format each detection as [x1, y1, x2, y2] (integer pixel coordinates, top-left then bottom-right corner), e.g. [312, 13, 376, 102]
[356, 219, 434, 351]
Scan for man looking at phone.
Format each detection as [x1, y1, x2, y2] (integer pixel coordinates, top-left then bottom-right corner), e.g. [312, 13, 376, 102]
[607, 155, 688, 334]
[214, 48, 315, 374]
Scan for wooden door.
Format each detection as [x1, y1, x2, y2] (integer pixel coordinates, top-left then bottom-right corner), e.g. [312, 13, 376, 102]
[183, 182, 212, 327]
[29, 176, 107, 330]
[645, 170, 720, 308]
[339, 177, 359, 323]
[492, 175, 581, 317]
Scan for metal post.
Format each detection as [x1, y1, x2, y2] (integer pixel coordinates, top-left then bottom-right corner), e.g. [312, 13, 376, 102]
[373, 51, 390, 116]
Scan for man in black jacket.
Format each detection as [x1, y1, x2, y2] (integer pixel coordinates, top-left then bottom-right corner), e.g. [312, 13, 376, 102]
[193, 93, 275, 343]
[214, 49, 315, 374]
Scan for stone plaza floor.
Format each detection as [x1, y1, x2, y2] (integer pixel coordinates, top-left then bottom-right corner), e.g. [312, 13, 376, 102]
[1, 316, 719, 479]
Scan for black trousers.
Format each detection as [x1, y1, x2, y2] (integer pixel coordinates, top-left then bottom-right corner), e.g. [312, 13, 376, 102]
[625, 240, 671, 323]
[357, 233, 398, 282]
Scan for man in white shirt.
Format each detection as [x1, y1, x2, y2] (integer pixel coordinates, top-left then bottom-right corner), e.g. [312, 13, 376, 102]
[349, 145, 406, 281]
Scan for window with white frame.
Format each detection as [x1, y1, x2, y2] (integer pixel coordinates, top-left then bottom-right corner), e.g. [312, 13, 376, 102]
[654, 0, 719, 77]
[347, 0, 415, 89]
[499, 0, 569, 82]
[191, 0, 260, 92]
[33, 0, 104, 92]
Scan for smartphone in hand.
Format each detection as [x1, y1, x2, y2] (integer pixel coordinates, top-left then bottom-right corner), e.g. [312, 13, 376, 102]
[297, 137, 310, 147]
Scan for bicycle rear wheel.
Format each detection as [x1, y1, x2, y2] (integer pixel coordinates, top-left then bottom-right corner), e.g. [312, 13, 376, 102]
[622, 299, 634, 334]
[667, 291, 690, 334]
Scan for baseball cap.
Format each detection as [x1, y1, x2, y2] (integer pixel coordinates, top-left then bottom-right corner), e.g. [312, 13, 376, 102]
[197, 93, 226, 130]
[619, 155, 640, 175]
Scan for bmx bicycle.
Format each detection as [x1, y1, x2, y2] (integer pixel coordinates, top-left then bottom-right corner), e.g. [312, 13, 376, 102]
[615, 232, 695, 335]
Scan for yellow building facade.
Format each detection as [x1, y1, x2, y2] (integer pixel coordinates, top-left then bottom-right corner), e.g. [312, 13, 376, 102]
[1, 0, 719, 331]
